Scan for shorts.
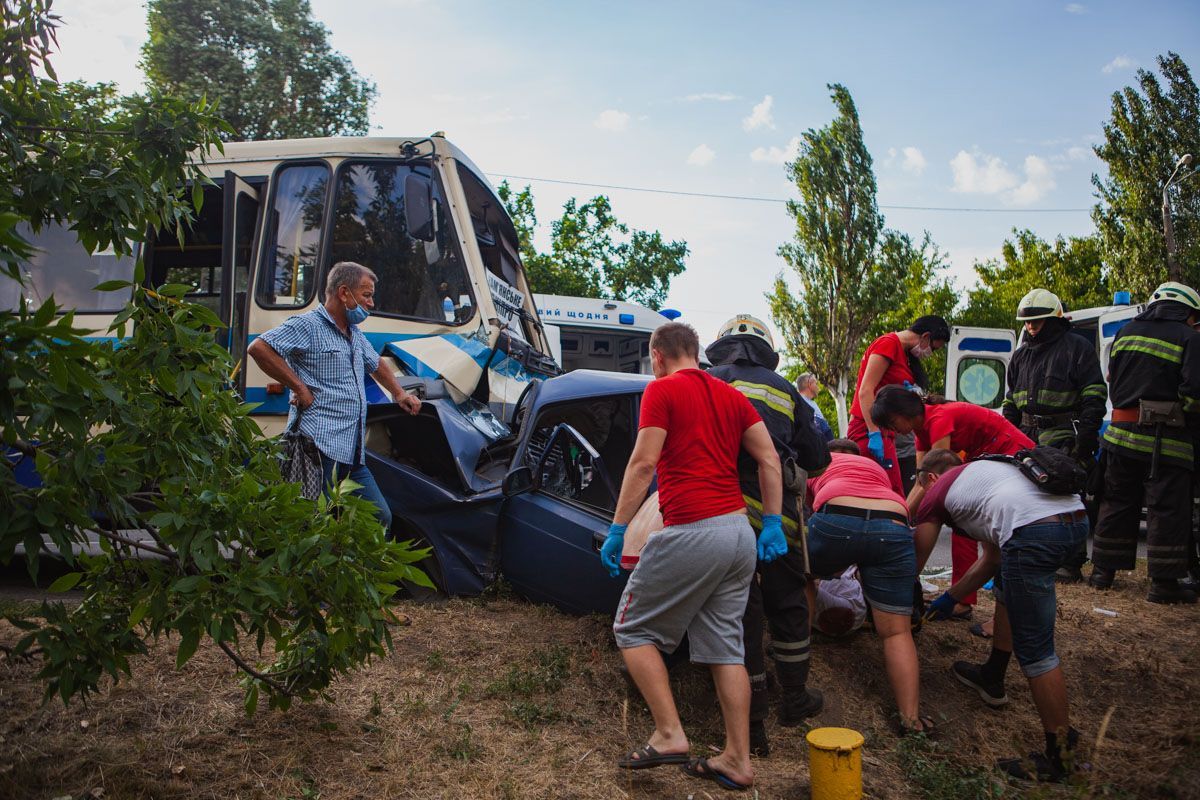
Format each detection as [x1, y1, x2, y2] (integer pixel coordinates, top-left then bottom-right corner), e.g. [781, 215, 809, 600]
[613, 511, 756, 665]
[994, 520, 1089, 678]
[806, 511, 917, 616]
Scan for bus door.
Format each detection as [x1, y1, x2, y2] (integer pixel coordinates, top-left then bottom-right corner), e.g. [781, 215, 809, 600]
[945, 326, 1016, 410]
[221, 172, 261, 392]
[1097, 305, 1142, 413]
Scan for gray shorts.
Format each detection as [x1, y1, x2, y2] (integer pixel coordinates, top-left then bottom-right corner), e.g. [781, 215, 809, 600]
[613, 511, 756, 665]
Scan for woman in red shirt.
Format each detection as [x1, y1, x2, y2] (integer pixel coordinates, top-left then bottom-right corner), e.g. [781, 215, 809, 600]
[870, 386, 1034, 624]
[847, 316, 951, 493]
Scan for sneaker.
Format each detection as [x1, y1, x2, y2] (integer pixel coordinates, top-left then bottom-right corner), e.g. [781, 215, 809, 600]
[1054, 566, 1084, 584]
[997, 751, 1069, 783]
[749, 720, 770, 758]
[1087, 567, 1115, 590]
[1147, 579, 1199, 605]
[777, 688, 824, 727]
[952, 661, 1009, 708]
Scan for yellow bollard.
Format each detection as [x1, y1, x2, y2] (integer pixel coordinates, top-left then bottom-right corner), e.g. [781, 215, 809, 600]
[807, 727, 865, 800]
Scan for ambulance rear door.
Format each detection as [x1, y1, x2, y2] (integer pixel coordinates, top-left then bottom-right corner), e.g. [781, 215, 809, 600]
[1097, 305, 1142, 391]
[945, 326, 1017, 410]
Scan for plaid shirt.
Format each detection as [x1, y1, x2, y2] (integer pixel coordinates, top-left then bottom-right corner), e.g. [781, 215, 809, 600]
[259, 305, 380, 465]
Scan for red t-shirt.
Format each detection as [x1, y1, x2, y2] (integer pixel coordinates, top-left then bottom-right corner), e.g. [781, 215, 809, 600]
[916, 402, 1034, 458]
[639, 368, 762, 527]
[852, 333, 914, 420]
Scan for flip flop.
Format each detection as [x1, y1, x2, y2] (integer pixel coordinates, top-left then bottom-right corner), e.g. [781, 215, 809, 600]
[895, 713, 938, 738]
[681, 757, 751, 791]
[617, 744, 689, 769]
[969, 622, 993, 639]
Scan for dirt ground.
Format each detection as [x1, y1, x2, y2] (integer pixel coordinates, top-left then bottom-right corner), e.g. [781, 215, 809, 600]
[1, 565, 1198, 800]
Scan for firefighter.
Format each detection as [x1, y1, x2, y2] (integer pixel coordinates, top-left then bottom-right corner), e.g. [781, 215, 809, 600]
[1001, 289, 1106, 583]
[1089, 282, 1200, 604]
[706, 314, 832, 756]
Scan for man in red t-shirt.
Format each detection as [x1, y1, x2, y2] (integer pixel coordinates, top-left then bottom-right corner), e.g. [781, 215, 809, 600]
[600, 322, 784, 792]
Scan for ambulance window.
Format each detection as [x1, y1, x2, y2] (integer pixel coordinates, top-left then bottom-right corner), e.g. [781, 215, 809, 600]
[257, 163, 328, 308]
[0, 222, 135, 313]
[328, 161, 474, 324]
[956, 358, 1006, 409]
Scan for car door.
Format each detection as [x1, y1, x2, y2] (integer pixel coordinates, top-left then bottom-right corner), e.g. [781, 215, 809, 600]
[500, 392, 637, 615]
[945, 326, 1017, 410]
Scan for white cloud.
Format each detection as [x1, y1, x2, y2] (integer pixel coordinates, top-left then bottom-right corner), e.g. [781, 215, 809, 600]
[1065, 145, 1089, 161]
[950, 149, 1057, 205]
[750, 136, 801, 164]
[681, 92, 738, 102]
[1103, 55, 1136, 74]
[900, 146, 927, 175]
[743, 95, 775, 132]
[593, 109, 631, 132]
[687, 144, 716, 166]
[1064, 3, 1086, 14]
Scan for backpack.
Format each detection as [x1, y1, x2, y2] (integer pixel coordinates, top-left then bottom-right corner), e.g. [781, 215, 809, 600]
[979, 446, 1087, 496]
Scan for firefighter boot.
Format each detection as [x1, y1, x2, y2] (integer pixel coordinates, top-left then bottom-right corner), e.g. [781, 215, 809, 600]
[1147, 579, 1199, 605]
[1087, 567, 1115, 590]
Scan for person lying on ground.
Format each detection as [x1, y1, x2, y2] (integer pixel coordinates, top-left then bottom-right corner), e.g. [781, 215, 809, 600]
[805, 450, 930, 734]
[913, 449, 1086, 783]
[598, 322, 783, 792]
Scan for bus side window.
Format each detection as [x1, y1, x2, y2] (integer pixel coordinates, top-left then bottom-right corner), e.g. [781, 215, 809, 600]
[257, 163, 329, 308]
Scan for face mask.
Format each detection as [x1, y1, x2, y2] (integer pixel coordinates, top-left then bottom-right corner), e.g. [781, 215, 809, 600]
[345, 302, 370, 325]
[910, 342, 933, 360]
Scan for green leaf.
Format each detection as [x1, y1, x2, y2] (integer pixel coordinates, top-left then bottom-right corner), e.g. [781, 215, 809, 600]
[176, 628, 200, 668]
[47, 572, 83, 593]
[94, 280, 132, 292]
[128, 601, 151, 627]
[244, 684, 259, 716]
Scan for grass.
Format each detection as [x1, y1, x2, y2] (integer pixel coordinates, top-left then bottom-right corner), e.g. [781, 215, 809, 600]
[0, 562, 1197, 799]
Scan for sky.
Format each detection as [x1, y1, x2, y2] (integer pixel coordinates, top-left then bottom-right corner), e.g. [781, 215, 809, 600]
[50, 0, 1200, 345]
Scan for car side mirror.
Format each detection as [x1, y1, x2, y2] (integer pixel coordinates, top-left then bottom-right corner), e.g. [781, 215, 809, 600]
[502, 465, 534, 497]
[404, 173, 436, 242]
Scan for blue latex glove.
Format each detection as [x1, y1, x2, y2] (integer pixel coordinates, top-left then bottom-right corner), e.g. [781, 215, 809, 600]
[758, 514, 788, 563]
[924, 590, 959, 621]
[867, 430, 886, 462]
[600, 523, 627, 578]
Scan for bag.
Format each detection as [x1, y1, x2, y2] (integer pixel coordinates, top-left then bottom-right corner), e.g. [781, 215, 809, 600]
[281, 409, 324, 500]
[782, 457, 808, 494]
[980, 446, 1086, 496]
[1138, 399, 1186, 428]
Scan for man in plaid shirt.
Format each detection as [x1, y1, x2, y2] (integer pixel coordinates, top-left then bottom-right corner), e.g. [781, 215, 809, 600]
[248, 261, 421, 530]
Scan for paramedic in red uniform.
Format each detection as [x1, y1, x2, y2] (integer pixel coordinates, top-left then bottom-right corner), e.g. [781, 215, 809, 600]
[872, 387, 1034, 620]
[847, 317, 951, 493]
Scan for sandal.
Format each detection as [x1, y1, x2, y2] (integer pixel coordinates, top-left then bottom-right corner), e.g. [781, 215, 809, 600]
[896, 713, 937, 738]
[681, 757, 751, 791]
[969, 622, 992, 639]
[617, 743, 689, 769]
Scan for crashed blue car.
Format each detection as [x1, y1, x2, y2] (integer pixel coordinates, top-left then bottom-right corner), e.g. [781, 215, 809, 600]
[368, 369, 649, 615]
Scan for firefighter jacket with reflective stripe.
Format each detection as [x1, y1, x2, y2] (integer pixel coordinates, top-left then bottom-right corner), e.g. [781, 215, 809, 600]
[1102, 301, 1200, 468]
[706, 335, 832, 538]
[1000, 322, 1106, 447]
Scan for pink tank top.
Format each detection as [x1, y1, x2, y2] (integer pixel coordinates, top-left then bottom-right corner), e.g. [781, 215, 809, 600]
[808, 453, 907, 510]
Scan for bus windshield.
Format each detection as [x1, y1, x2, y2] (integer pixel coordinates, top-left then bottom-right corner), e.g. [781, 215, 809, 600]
[0, 222, 136, 313]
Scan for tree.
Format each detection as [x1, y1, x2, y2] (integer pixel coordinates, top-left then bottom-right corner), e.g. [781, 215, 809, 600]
[1093, 52, 1200, 296]
[497, 182, 688, 310]
[1, 1, 427, 712]
[769, 84, 907, 435]
[958, 229, 1110, 332]
[141, 0, 377, 140]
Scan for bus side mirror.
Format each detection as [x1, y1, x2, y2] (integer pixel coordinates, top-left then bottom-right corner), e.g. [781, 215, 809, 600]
[404, 173, 436, 242]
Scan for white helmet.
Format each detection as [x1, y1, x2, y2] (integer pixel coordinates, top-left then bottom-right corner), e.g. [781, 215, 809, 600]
[716, 314, 775, 349]
[1149, 281, 1200, 312]
[1016, 288, 1064, 321]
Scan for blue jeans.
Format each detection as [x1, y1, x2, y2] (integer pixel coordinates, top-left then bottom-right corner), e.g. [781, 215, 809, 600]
[321, 458, 393, 533]
[807, 512, 917, 616]
[995, 520, 1089, 678]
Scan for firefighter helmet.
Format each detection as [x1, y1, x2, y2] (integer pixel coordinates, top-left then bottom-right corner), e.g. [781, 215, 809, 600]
[1149, 281, 1200, 312]
[716, 314, 775, 349]
[1016, 288, 1064, 321]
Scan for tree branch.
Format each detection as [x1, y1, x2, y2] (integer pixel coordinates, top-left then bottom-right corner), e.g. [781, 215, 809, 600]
[216, 640, 291, 695]
[94, 526, 176, 560]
